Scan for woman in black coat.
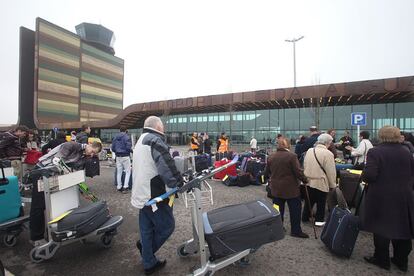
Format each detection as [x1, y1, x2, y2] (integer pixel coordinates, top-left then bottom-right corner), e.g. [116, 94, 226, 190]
[361, 126, 414, 272]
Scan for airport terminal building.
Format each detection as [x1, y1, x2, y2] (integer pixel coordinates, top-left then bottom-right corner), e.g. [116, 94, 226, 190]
[11, 18, 414, 145]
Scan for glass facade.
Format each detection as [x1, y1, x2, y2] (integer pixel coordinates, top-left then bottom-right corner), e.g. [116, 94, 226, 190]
[101, 102, 414, 145]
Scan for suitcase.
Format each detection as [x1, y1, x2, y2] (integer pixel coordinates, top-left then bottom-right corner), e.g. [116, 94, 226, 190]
[240, 157, 251, 172]
[339, 170, 361, 208]
[236, 173, 252, 187]
[174, 156, 188, 175]
[203, 199, 284, 260]
[213, 159, 237, 179]
[321, 188, 360, 257]
[222, 175, 238, 186]
[0, 165, 21, 223]
[52, 201, 110, 241]
[195, 154, 209, 172]
[246, 160, 266, 177]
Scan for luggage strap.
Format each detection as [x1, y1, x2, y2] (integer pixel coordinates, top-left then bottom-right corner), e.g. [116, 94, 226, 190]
[313, 148, 327, 177]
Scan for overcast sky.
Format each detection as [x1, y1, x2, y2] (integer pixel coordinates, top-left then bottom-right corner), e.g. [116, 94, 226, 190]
[1, 0, 414, 124]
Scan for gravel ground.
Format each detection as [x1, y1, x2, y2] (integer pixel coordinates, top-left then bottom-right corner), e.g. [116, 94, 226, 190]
[1, 164, 412, 276]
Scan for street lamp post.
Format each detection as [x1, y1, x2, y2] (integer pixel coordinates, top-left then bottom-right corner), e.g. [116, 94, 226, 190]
[285, 36, 304, 87]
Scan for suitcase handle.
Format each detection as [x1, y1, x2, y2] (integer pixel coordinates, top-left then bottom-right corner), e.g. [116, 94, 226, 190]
[0, 166, 9, 186]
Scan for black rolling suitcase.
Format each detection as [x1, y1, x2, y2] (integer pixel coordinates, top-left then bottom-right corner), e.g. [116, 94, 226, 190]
[203, 199, 284, 260]
[52, 201, 110, 241]
[321, 187, 365, 257]
[339, 170, 361, 208]
[195, 154, 209, 172]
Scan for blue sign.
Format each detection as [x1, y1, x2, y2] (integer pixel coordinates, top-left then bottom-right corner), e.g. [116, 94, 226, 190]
[351, 112, 367, 126]
[53, 127, 59, 132]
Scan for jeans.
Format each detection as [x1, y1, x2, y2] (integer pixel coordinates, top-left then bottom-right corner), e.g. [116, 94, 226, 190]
[302, 186, 327, 223]
[373, 234, 412, 267]
[273, 197, 303, 234]
[116, 156, 131, 189]
[139, 203, 175, 269]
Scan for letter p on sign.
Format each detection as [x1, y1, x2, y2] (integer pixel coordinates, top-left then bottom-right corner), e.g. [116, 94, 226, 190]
[351, 112, 367, 126]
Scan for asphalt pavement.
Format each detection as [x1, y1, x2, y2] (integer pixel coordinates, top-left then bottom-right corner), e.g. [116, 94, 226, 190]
[1, 163, 412, 276]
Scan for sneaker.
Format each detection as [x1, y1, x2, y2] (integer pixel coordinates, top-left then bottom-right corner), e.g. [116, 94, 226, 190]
[136, 240, 142, 256]
[364, 256, 390, 270]
[291, 232, 310, 239]
[391, 257, 408, 272]
[315, 221, 326, 227]
[144, 259, 167, 275]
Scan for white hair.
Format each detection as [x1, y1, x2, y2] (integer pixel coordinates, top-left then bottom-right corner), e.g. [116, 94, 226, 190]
[144, 116, 163, 129]
[317, 133, 333, 145]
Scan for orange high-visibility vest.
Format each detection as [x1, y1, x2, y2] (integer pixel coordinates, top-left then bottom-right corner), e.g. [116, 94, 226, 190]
[190, 137, 199, 150]
[218, 138, 228, 153]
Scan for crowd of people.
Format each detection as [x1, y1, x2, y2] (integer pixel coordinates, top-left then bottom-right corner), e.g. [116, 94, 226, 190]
[266, 125, 414, 272]
[1, 120, 414, 274]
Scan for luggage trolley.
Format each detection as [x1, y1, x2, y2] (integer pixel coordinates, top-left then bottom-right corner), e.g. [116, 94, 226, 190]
[0, 160, 30, 247]
[29, 161, 123, 263]
[146, 156, 285, 276]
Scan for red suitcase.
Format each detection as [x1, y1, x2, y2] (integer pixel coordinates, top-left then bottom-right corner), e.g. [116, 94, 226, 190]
[214, 159, 236, 179]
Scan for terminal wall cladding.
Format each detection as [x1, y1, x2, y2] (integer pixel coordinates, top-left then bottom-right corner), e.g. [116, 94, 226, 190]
[33, 18, 124, 127]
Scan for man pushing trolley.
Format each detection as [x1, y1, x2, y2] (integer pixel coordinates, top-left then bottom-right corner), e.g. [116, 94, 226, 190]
[137, 116, 285, 276]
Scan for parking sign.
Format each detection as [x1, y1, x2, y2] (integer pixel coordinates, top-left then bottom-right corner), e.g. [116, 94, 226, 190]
[351, 112, 367, 126]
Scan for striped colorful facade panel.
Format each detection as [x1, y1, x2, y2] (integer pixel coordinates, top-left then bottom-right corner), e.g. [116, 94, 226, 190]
[36, 19, 81, 123]
[80, 42, 124, 122]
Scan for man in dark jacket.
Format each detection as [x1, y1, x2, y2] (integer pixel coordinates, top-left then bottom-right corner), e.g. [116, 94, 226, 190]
[0, 125, 29, 179]
[361, 126, 414, 272]
[76, 124, 90, 144]
[112, 126, 132, 192]
[297, 126, 319, 162]
[338, 130, 354, 160]
[131, 116, 182, 275]
[29, 141, 102, 246]
[41, 131, 66, 155]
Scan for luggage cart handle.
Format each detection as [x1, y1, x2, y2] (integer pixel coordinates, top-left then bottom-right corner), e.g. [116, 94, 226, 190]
[145, 155, 238, 206]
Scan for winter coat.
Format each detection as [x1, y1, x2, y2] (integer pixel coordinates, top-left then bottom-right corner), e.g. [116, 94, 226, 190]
[111, 132, 132, 157]
[37, 142, 85, 168]
[303, 144, 337, 193]
[76, 132, 89, 144]
[0, 131, 23, 159]
[265, 148, 308, 199]
[299, 133, 319, 156]
[361, 143, 414, 239]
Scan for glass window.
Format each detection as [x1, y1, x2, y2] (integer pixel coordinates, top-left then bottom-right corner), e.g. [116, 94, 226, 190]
[208, 113, 219, 133]
[394, 102, 414, 131]
[218, 112, 230, 131]
[333, 106, 352, 130]
[373, 104, 394, 131]
[299, 108, 315, 131]
[269, 109, 282, 132]
[256, 110, 270, 132]
[319, 106, 334, 131]
[231, 112, 243, 130]
[284, 109, 299, 131]
[243, 111, 256, 130]
[197, 113, 208, 132]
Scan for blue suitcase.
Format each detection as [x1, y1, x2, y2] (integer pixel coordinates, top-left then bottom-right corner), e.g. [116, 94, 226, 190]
[0, 167, 21, 223]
